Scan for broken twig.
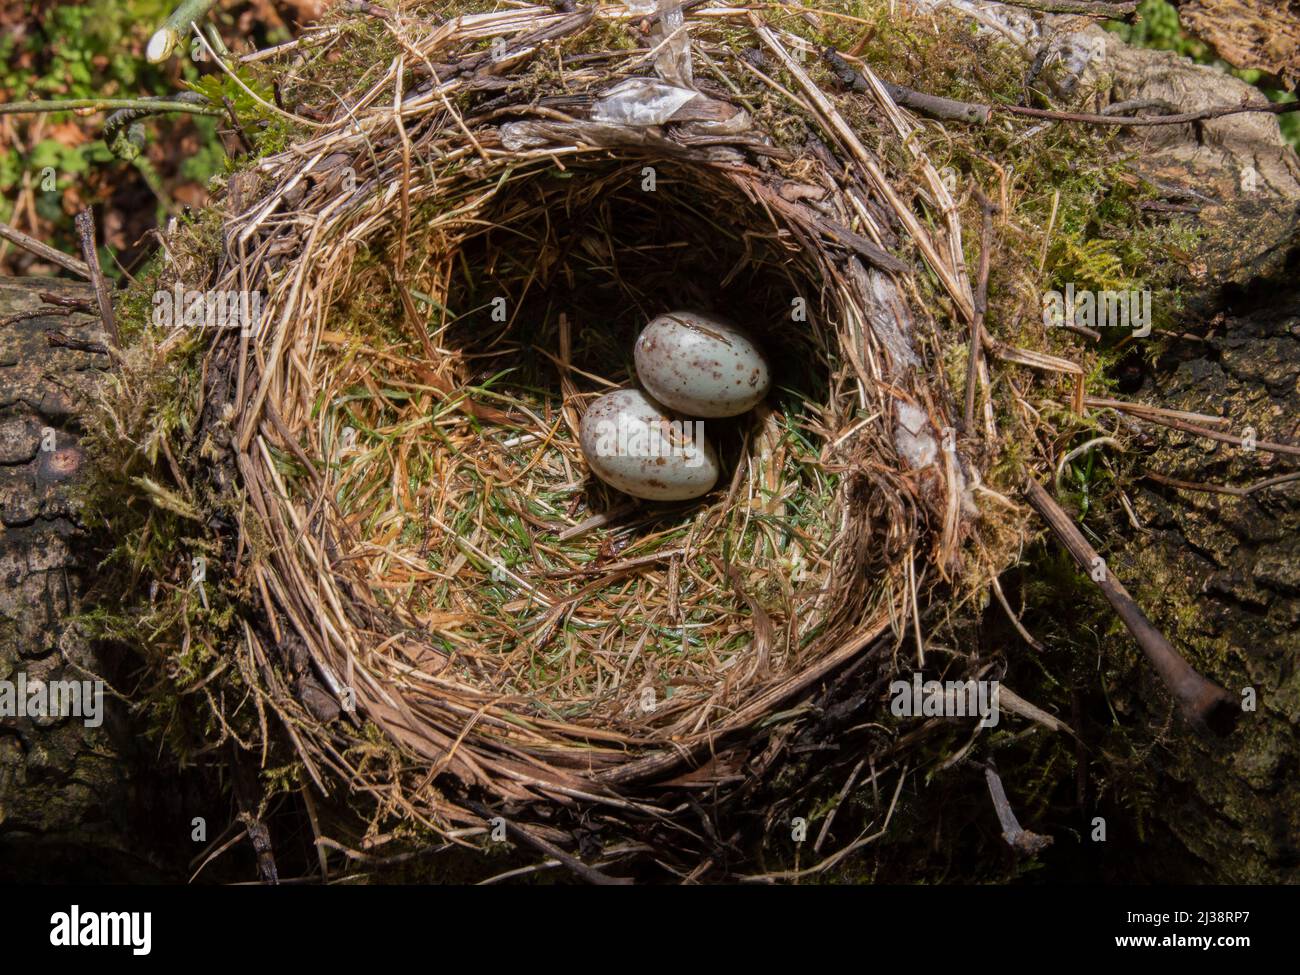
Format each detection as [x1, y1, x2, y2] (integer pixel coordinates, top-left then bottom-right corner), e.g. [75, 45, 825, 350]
[1023, 478, 1238, 735]
[985, 764, 1053, 856]
[74, 209, 119, 349]
[0, 220, 91, 278]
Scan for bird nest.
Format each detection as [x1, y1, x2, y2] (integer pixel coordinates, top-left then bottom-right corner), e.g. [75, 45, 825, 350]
[123, 1, 1036, 874]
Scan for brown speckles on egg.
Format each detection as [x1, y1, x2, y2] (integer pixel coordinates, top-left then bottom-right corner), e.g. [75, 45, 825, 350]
[578, 388, 719, 501]
[634, 311, 771, 418]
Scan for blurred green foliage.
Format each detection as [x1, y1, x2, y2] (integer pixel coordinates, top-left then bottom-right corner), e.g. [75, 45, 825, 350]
[2, 2, 185, 217]
[0, 1, 290, 266]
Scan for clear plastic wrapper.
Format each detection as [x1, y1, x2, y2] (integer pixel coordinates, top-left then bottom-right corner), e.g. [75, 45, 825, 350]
[654, 1, 694, 87]
[590, 78, 699, 125]
[499, 121, 554, 151]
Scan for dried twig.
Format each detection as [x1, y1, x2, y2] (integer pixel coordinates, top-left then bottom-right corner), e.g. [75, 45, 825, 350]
[0, 307, 75, 329]
[995, 0, 1135, 14]
[1143, 470, 1300, 497]
[0, 97, 219, 119]
[74, 209, 119, 349]
[1023, 478, 1238, 735]
[819, 43, 1294, 130]
[1084, 395, 1230, 428]
[467, 804, 632, 886]
[0, 220, 91, 278]
[1148, 414, 1300, 457]
[964, 188, 996, 432]
[45, 330, 110, 355]
[1098, 403, 1300, 456]
[985, 763, 1053, 856]
[998, 99, 1300, 127]
[37, 291, 95, 310]
[821, 48, 991, 124]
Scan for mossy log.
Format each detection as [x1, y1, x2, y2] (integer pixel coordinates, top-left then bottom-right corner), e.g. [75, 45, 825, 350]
[0, 276, 200, 882]
[1115, 267, 1300, 882]
[1175, 0, 1300, 90]
[1, 5, 1297, 880]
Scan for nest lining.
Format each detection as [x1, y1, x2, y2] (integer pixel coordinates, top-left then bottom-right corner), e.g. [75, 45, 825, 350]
[330, 159, 859, 723]
[179, 2, 995, 838]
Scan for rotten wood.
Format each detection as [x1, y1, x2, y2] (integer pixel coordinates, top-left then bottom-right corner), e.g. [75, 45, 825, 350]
[45, 329, 110, 355]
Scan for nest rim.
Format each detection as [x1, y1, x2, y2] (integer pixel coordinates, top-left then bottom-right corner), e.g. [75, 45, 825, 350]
[180, 2, 990, 843]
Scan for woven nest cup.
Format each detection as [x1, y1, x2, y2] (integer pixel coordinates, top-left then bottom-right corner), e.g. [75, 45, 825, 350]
[202, 3, 983, 855]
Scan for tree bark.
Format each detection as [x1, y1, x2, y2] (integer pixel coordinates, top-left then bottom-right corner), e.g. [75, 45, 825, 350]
[1175, 0, 1300, 90]
[0, 276, 181, 881]
[1114, 280, 1300, 882]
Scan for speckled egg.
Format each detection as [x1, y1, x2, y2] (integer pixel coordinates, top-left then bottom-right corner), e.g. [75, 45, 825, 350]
[634, 311, 771, 418]
[579, 388, 719, 501]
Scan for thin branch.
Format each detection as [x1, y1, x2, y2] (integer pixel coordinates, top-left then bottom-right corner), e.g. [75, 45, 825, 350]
[995, 0, 1136, 14]
[74, 209, 119, 350]
[1084, 395, 1230, 428]
[0, 304, 76, 328]
[964, 188, 996, 432]
[998, 98, 1300, 127]
[0, 98, 220, 118]
[105, 92, 212, 136]
[1022, 478, 1238, 735]
[0, 221, 91, 278]
[1129, 412, 1300, 457]
[821, 42, 1296, 130]
[38, 291, 95, 310]
[467, 804, 633, 885]
[822, 48, 991, 123]
[45, 330, 109, 354]
[1143, 470, 1300, 497]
